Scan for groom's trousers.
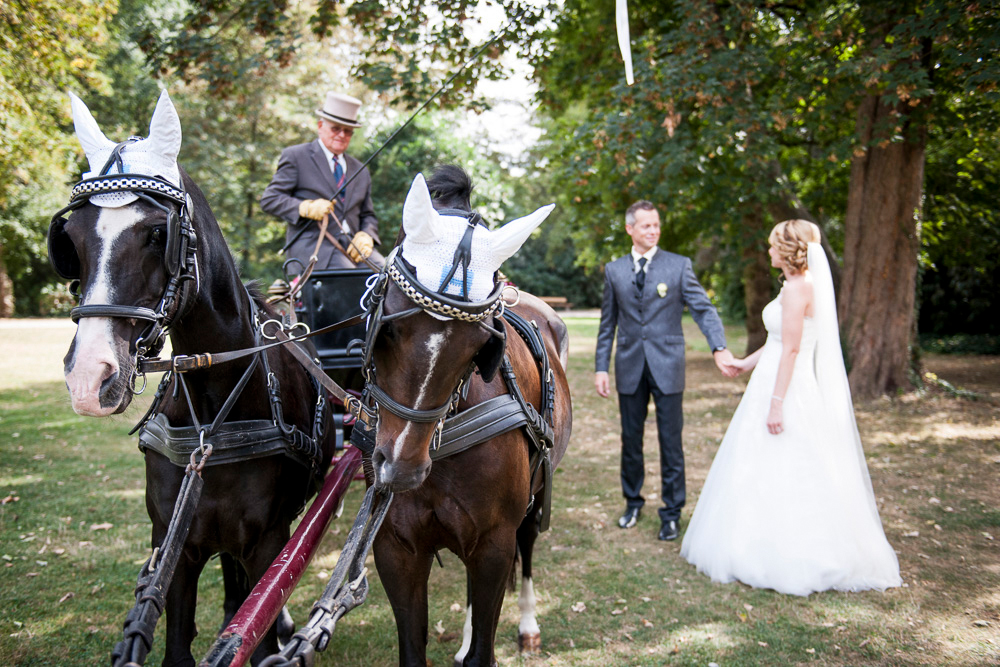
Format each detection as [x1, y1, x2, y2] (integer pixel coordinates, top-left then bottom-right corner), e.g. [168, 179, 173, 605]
[618, 361, 685, 523]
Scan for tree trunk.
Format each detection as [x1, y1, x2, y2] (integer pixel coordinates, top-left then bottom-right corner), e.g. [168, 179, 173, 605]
[840, 93, 925, 399]
[740, 209, 772, 354]
[0, 250, 13, 317]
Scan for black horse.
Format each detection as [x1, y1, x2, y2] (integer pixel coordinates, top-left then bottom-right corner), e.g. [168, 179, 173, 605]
[51, 92, 335, 666]
[360, 166, 572, 666]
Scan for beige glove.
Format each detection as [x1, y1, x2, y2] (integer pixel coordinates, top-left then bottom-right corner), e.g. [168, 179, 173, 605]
[347, 230, 374, 263]
[298, 199, 334, 221]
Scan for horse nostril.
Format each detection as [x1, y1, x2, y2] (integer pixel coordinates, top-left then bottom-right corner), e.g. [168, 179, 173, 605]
[371, 448, 388, 487]
[99, 369, 119, 397]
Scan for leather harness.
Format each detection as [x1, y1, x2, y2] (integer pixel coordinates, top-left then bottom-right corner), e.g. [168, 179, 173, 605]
[350, 214, 558, 531]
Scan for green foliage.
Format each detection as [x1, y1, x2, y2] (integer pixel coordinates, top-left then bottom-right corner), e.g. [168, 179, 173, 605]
[530, 0, 1000, 328]
[0, 0, 118, 314]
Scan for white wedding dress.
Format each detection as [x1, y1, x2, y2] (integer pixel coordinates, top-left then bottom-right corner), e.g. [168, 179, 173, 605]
[680, 244, 901, 596]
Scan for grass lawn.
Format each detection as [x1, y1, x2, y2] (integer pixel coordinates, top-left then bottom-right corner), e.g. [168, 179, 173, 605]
[1, 316, 998, 665]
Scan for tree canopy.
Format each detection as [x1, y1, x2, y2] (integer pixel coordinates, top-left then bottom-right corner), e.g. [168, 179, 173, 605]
[1, 0, 996, 397]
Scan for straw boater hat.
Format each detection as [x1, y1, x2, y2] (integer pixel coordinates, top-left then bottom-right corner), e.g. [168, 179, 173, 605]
[316, 92, 363, 128]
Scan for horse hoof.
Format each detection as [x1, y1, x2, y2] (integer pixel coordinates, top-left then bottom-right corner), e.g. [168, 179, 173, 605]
[518, 632, 541, 653]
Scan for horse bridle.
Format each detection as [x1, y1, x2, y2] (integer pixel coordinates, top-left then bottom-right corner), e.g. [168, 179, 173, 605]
[357, 212, 510, 447]
[48, 138, 200, 387]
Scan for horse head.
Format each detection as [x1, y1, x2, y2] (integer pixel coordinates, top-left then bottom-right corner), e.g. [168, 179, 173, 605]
[51, 91, 198, 416]
[367, 168, 554, 492]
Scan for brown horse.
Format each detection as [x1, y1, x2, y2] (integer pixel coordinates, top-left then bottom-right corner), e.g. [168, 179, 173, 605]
[50, 92, 335, 666]
[361, 166, 572, 666]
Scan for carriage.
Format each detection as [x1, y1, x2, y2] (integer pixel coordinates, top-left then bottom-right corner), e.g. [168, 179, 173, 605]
[51, 91, 572, 667]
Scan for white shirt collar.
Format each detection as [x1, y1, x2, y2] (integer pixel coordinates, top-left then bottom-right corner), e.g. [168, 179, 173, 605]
[630, 246, 657, 270]
[316, 139, 344, 173]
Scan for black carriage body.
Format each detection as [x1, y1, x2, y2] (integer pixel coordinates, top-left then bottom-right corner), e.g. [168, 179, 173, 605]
[296, 268, 373, 372]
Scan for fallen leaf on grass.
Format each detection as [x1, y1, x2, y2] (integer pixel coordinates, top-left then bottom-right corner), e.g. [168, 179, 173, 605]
[982, 532, 994, 541]
[744, 603, 753, 612]
[433, 620, 445, 635]
[903, 531, 920, 537]
[571, 601, 586, 613]
[25, 572, 39, 577]
[973, 620, 990, 627]
[90, 522, 113, 531]
[806, 647, 816, 654]
[642, 619, 654, 628]
[859, 639, 871, 648]
[450, 602, 463, 612]
[59, 592, 74, 603]
[1, 494, 19, 505]
[611, 608, 625, 615]
[758, 641, 768, 647]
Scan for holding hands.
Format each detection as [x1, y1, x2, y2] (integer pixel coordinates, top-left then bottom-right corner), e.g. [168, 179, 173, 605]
[713, 349, 739, 378]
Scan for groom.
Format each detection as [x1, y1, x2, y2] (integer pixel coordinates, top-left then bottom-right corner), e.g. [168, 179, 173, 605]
[595, 200, 736, 541]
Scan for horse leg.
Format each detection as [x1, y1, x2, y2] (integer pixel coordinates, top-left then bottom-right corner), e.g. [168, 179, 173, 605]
[162, 548, 209, 667]
[374, 533, 435, 667]
[458, 537, 517, 667]
[515, 511, 542, 653]
[220, 552, 250, 632]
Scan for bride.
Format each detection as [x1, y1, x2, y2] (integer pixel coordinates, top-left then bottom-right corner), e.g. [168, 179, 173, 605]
[680, 219, 901, 596]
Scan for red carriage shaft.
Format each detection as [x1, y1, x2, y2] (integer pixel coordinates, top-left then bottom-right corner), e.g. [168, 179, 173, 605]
[200, 446, 363, 667]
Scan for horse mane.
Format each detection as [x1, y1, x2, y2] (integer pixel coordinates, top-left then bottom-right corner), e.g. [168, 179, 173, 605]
[426, 164, 473, 212]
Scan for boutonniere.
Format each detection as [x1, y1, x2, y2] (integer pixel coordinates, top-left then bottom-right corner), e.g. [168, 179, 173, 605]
[657, 282, 668, 298]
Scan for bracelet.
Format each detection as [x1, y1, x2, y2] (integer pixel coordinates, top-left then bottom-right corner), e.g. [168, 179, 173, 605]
[771, 395, 783, 402]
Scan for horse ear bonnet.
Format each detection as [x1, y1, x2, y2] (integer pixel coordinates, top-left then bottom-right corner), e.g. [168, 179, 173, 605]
[473, 315, 506, 382]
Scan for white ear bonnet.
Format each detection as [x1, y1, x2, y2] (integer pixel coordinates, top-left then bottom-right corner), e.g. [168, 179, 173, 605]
[69, 89, 183, 207]
[399, 173, 554, 301]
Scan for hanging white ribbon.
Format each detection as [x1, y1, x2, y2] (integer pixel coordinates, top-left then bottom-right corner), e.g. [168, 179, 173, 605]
[616, 0, 634, 85]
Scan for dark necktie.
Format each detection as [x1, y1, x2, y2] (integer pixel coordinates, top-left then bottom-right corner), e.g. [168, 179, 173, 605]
[636, 257, 647, 293]
[332, 157, 345, 205]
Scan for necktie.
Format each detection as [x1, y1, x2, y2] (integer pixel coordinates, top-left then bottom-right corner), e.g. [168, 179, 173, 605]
[636, 257, 647, 293]
[332, 157, 345, 205]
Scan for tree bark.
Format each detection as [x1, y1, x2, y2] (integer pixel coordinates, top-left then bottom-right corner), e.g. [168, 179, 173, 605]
[840, 93, 925, 399]
[740, 209, 772, 354]
[0, 250, 13, 318]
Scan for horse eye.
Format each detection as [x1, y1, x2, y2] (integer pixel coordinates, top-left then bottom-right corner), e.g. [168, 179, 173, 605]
[149, 226, 167, 246]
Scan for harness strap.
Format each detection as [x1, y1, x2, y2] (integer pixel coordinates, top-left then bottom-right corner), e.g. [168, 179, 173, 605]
[71, 304, 159, 322]
[365, 382, 452, 423]
[138, 414, 317, 471]
[137, 311, 367, 374]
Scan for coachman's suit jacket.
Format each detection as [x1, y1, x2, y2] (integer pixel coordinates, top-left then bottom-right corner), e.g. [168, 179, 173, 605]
[595, 249, 726, 395]
[261, 141, 380, 269]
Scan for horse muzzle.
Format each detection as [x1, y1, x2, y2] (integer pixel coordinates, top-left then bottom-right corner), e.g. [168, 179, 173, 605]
[370, 444, 431, 493]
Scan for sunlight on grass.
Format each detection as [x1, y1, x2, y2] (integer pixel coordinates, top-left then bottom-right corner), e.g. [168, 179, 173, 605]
[102, 488, 145, 500]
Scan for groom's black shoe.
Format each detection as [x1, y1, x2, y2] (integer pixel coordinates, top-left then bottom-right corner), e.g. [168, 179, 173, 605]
[618, 507, 641, 529]
[658, 520, 679, 541]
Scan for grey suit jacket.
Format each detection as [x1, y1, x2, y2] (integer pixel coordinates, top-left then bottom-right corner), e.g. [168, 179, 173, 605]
[595, 249, 726, 395]
[260, 140, 380, 269]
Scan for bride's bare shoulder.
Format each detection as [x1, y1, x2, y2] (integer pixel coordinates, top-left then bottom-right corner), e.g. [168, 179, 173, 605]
[782, 275, 813, 308]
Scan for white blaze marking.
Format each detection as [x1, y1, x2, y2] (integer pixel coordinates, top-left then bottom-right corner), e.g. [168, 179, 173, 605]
[65, 205, 144, 414]
[454, 604, 472, 664]
[392, 332, 445, 461]
[518, 576, 539, 636]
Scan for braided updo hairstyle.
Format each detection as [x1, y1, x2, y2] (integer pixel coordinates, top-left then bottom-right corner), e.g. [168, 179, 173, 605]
[768, 219, 821, 274]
